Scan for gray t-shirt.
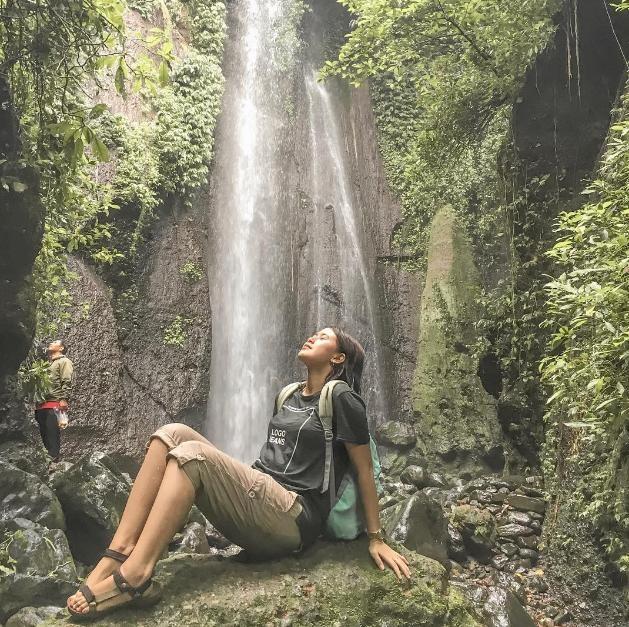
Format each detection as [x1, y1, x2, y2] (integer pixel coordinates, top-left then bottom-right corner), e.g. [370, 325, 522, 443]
[253, 385, 370, 546]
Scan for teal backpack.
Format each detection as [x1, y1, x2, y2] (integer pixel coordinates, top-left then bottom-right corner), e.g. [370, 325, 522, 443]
[275, 379, 382, 540]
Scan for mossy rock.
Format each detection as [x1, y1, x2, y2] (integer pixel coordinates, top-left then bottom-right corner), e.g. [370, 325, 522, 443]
[39, 539, 482, 626]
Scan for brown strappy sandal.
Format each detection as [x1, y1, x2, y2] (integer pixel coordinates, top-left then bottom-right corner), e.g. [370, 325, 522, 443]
[68, 567, 162, 621]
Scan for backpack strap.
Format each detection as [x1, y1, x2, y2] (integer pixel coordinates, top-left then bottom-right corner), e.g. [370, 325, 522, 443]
[275, 382, 304, 414]
[318, 380, 351, 507]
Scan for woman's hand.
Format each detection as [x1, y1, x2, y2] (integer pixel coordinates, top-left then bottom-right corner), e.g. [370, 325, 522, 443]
[369, 540, 411, 580]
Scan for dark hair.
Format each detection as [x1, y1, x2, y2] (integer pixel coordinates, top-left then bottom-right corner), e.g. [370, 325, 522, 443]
[324, 327, 365, 394]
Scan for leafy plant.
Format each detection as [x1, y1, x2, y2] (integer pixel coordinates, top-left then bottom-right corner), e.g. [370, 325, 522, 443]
[180, 261, 203, 283]
[163, 315, 192, 347]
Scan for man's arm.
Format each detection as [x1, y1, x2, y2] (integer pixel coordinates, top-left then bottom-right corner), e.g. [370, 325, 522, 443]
[58, 359, 74, 407]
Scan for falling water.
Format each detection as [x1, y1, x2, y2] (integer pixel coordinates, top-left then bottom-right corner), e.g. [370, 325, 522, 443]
[206, 0, 300, 462]
[207, 0, 389, 460]
[304, 69, 388, 424]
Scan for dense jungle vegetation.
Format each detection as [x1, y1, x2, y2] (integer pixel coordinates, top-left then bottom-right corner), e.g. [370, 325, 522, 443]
[1, 0, 627, 592]
[323, 0, 628, 577]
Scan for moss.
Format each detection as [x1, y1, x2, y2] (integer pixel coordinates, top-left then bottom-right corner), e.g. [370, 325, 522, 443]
[411, 206, 502, 473]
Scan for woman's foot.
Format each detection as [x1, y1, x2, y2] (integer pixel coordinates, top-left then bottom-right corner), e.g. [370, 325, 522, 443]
[68, 565, 154, 617]
[67, 547, 132, 613]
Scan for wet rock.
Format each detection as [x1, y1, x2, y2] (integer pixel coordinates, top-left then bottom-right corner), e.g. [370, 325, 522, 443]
[491, 492, 509, 504]
[483, 586, 536, 627]
[506, 494, 546, 514]
[378, 494, 398, 510]
[491, 554, 509, 570]
[375, 421, 416, 448]
[529, 520, 541, 532]
[518, 548, 538, 561]
[427, 473, 449, 488]
[497, 523, 534, 539]
[553, 609, 572, 624]
[51, 452, 131, 564]
[205, 523, 233, 550]
[0, 441, 49, 481]
[382, 493, 448, 564]
[499, 542, 519, 557]
[380, 451, 408, 476]
[447, 523, 467, 561]
[5, 605, 64, 626]
[38, 539, 482, 626]
[385, 480, 416, 496]
[451, 505, 497, 563]
[527, 573, 549, 593]
[0, 518, 77, 622]
[468, 490, 493, 504]
[503, 511, 533, 527]
[0, 460, 65, 530]
[400, 465, 429, 489]
[171, 522, 210, 555]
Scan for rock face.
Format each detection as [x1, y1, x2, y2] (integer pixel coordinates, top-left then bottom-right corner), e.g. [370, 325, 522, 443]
[42, 540, 482, 626]
[411, 206, 504, 476]
[0, 76, 45, 445]
[382, 493, 449, 565]
[0, 518, 77, 622]
[376, 420, 416, 448]
[51, 451, 131, 563]
[61, 208, 213, 460]
[0, 460, 65, 530]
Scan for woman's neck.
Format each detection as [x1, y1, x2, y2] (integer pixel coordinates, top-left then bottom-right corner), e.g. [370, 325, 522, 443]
[303, 366, 332, 396]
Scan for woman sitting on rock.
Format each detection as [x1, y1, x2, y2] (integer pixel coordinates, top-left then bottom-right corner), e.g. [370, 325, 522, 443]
[67, 327, 410, 619]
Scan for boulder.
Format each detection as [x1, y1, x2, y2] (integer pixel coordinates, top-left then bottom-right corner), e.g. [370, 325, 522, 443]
[37, 539, 483, 626]
[5, 605, 64, 627]
[171, 522, 210, 555]
[497, 524, 534, 539]
[0, 518, 77, 622]
[0, 460, 65, 530]
[382, 493, 449, 564]
[51, 452, 131, 564]
[376, 421, 416, 448]
[447, 523, 467, 561]
[450, 505, 497, 563]
[400, 464, 429, 489]
[0, 441, 49, 481]
[483, 586, 536, 627]
[457, 582, 535, 627]
[506, 494, 546, 514]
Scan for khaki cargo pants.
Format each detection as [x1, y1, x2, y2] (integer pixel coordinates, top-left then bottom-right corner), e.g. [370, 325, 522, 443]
[149, 423, 302, 559]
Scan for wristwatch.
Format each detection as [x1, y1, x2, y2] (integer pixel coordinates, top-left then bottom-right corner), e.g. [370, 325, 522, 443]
[367, 528, 386, 542]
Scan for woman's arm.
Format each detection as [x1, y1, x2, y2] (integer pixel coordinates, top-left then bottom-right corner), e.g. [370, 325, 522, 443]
[345, 442, 411, 580]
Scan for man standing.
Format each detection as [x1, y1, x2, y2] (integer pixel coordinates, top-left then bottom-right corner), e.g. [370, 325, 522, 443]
[35, 339, 73, 465]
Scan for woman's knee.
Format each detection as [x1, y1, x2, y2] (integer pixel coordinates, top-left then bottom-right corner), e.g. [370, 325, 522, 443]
[153, 422, 206, 448]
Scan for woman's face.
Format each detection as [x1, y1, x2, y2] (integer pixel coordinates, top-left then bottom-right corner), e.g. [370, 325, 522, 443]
[297, 327, 345, 368]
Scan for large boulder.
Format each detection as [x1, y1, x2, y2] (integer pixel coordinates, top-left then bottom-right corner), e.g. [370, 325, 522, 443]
[5, 606, 65, 627]
[456, 582, 535, 627]
[411, 206, 505, 476]
[376, 421, 416, 448]
[39, 539, 482, 626]
[0, 518, 77, 622]
[0, 440, 49, 481]
[51, 452, 131, 564]
[0, 460, 65, 530]
[450, 504, 497, 563]
[382, 493, 449, 565]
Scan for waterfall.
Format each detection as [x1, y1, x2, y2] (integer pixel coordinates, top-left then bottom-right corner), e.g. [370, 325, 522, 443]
[206, 0, 300, 462]
[303, 69, 388, 425]
[206, 0, 388, 461]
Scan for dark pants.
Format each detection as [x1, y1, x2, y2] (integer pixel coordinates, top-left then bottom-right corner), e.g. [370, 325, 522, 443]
[35, 408, 61, 460]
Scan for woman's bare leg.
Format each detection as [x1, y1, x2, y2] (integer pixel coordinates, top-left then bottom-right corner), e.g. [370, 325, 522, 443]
[68, 438, 170, 609]
[70, 458, 195, 614]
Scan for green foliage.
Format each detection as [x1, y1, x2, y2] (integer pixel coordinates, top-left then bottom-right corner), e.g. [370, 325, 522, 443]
[180, 261, 203, 283]
[0, 531, 19, 576]
[18, 358, 51, 404]
[163, 315, 192, 347]
[6, 0, 226, 339]
[540, 90, 629, 571]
